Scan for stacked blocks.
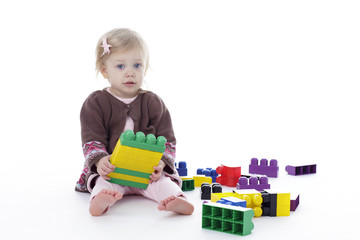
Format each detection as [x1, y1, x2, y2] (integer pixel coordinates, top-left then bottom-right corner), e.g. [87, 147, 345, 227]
[261, 190, 290, 217]
[202, 202, 255, 236]
[107, 130, 166, 189]
[197, 168, 218, 182]
[285, 164, 317, 176]
[237, 176, 270, 191]
[176, 161, 188, 176]
[249, 158, 279, 178]
[216, 165, 241, 187]
[180, 177, 195, 191]
[211, 190, 263, 217]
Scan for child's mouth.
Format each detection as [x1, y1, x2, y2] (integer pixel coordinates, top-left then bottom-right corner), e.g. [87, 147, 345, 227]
[124, 81, 136, 86]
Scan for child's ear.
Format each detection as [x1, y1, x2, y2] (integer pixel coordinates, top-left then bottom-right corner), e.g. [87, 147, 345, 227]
[100, 64, 109, 79]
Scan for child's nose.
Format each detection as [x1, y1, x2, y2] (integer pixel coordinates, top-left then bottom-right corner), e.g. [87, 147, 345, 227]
[125, 70, 135, 78]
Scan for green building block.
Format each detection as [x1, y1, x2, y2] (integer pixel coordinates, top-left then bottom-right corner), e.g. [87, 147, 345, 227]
[181, 179, 195, 191]
[202, 202, 255, 236]
[120, 130, 166, 153]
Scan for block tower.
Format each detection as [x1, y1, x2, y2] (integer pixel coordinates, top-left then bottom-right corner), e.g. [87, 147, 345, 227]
[107, 130, 166, 189]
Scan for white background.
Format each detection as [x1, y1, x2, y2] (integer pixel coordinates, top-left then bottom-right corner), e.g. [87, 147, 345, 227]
[0, 0, 359, 239]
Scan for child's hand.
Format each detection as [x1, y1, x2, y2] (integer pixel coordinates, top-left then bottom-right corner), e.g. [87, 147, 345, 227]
[95, 155, 115, 180]
[149, 160, 166, 183]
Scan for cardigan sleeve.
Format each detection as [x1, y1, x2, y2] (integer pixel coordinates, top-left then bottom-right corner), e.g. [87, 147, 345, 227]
[147, 94, 177, 174]
[80, 92, 110, 172]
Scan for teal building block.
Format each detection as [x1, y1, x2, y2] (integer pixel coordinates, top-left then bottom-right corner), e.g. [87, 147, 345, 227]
[120, 130, 166, 153]
[202, 202, 255, 236]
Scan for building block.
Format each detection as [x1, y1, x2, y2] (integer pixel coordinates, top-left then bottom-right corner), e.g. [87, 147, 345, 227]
[216, 165, 241, 187]
[217, 197, 247, 208]
[290, 193, 300, 211]
[212, 183, 222, 193]
[211, 192, 238, 203]
[285, 164, 317, 176]
[211, 191, 263, 217]
[107, 130, 166, 189]
[176, 161, 187, 176]
[201, 183, 211, 200]
[202, 202, 255, 236]
[194, 175, 212, 187]
[119, 130, 166, 152]
[180, 177, 194, 191]
[197, 168, 218, 182]
[232, 190, 263, 217]
[236, 176, 270, 191]
[249, 158, 279, 178]
[261, 190, 290, 217]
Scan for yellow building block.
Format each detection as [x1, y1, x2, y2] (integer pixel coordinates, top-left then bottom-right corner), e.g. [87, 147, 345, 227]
[193, 175, 212, 187]
[211, 190, 263, 217]
[232, 190, 263, 217]
[180, 177, 194, 181]
[276, 193, 290, 216]
[211, 192, 237, 202]
[107, 137, 163, 189]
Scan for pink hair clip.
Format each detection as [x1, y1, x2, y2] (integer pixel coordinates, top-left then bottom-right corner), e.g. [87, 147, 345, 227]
[101, 38, 112, 57]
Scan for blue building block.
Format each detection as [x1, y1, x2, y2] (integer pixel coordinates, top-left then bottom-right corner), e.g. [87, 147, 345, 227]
[218, 197, 247, 208]
[196, 167, 218, 183]
[177, 161, 187, 176]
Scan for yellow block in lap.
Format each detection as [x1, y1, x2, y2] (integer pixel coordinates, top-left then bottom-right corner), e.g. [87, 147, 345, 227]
[110, 139, 163, 173]
[107, 172, 150, 185]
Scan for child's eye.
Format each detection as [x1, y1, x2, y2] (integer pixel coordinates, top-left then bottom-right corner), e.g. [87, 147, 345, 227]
[117, 64, 125, 70]
[134, 63, 142, 69]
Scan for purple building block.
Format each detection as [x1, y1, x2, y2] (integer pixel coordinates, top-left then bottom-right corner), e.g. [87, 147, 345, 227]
[236, 176, 270, 191]
[285, 164, 316, 176]
[290, 194, 300, 211]
[249, 158, 279, 178]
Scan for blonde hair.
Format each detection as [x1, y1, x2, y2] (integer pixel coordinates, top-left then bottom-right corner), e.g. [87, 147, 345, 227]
[95, 28, 149, 75]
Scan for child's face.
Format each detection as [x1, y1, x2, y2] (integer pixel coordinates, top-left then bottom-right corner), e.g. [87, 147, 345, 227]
[101, 49, 145, 98]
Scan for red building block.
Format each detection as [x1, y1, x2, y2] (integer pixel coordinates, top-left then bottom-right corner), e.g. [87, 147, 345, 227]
[216, 165, 241, 187]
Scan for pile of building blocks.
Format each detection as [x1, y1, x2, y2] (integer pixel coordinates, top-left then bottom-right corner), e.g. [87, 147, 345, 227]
[176, 161, 187, 176]
[201, 182, 222, 200]
[107, 130, 166, 189]
[285, 164, 317, 176]
[249, 158, 279, 177]
[236, 176, 270, 191]
[216, 165, 241, 187]
[180, 177, 195, 191]
[202, 201, 255, 236]
[211, 190, 263, 217]
[197, 168, 218, 182]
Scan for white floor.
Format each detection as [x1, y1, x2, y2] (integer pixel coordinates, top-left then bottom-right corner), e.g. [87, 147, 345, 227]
[1, 163, 358, 240]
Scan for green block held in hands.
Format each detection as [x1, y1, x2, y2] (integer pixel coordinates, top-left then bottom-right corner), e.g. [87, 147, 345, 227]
[120, 130, 167, 153]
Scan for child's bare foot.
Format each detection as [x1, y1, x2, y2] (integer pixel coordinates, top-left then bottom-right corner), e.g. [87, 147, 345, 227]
[89, 189, 123, 216]
[158, 195, 194, 215]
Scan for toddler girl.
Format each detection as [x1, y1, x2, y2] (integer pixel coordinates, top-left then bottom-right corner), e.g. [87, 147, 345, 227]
[75, 28, 194, 216]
